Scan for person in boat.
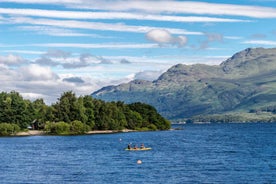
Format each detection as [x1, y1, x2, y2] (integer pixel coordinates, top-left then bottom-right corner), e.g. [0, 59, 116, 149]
[127, 143, 131, 149]
[134, 145, 138, 149]
[140, 143, 145, 149]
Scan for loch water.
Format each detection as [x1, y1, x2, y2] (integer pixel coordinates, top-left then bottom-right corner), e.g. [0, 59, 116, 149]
[0, 123, 275, 184]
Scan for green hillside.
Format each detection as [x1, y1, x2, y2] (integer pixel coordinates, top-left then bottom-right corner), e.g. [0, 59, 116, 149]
[92, 48, 276, 122]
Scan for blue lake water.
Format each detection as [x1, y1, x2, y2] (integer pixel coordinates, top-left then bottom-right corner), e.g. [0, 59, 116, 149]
[0, 123, 275, 183]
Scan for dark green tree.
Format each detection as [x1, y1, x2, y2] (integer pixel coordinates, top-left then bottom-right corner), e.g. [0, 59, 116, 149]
[74, 96, 88, 124]
[70, 120, 90, 134]
[53, 91, 78, 122]
[83, 95, 95, 129]
[128, 102, 170, 130]
[32, 99, 48, 123]
[124, 109, 143, 130]
[0, 90, 171, 133]
[0, 91, 33, 128]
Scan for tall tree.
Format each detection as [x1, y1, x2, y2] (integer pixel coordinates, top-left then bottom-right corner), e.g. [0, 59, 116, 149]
[83, 95, 95, 129]
[74, 97, 88, 124]
[53, 91, 78, 122]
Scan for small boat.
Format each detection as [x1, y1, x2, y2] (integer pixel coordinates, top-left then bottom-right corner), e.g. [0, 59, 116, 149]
[125, 147, 152, 151]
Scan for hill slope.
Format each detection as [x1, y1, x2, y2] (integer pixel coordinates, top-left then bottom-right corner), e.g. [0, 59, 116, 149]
[92, 48, 276, 120]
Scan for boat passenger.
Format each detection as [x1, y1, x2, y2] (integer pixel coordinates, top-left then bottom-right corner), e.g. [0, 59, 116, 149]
[140, 143, 145, 149]
[127, 144, 131, 149]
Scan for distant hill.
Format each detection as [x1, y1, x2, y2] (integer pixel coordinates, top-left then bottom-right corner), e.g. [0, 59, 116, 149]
[92, 48, 276, 121]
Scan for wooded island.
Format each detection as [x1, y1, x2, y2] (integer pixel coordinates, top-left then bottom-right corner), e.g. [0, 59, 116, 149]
[0, 91, 170, 136]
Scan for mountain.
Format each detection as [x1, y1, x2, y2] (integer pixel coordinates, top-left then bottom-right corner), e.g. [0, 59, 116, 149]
[92, 48, 276, 120]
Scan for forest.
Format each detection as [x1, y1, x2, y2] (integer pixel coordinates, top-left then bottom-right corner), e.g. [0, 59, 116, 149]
[0, 91, 170, 136]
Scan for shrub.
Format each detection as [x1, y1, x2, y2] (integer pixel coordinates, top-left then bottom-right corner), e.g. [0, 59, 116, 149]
[45, 121, 70, 135]
[0, 123, 20, 136]
[147, 124, 158, 131]
[70, 120, 90, 135]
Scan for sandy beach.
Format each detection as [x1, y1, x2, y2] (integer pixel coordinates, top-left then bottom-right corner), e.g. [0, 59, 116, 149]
[15, 129, 135, 136]
[87, 129, 135, 134]
[16, 130, 45, 136]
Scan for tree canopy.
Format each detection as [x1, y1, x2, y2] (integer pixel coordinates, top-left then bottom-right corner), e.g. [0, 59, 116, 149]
[0, 91, 170, 135]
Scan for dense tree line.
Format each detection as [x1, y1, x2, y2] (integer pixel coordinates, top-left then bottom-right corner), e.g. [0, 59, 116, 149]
[0, 91, 170, 135]
[249, 105, 276, 114]
[187, 113, 276, 123]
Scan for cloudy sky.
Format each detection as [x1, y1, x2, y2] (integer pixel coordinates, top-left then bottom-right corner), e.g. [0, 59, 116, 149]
[0, 0, 276, 104]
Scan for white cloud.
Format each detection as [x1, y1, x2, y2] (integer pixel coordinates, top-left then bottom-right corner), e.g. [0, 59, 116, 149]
[134, 70, 164, 81]
[18, 25, 100, 37]
[21, 92, 46, 101]
[19, 64, 59, 81]
[242, 40, 276, 46]
[0, 51, 231, 104]
[30, 43, 159, 49]
[35, 56, 90, 68]
[2, 50, 44, 55]
[0, 53, 122, 104]
[146, 29, 188, 47]
[0, 64, 98, 104]
[7, 16, 202, 35]
[5, 0, 275, 18]
[2, 1, 276, 18]
[51, 0, 276, 18]
[146, 29, 174, 44]
[43, 49, 71, 58]
[34, 52, 116, 68]
[0, 64, 17, 80]
[0, 54, 26, 66]
[0, 0, 79, 3]
[176, 36, 188, 47]
[1, 0, 276, 18]
[0, 8, 249, 23]
[61, 58, 90, 69]
[224, 36, 243, 40]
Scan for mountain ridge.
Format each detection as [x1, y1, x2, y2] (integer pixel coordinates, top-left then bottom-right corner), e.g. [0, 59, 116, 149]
[92, 47, 276, 120]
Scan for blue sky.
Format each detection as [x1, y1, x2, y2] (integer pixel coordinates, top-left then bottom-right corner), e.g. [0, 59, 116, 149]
[0, 0, 276, 104]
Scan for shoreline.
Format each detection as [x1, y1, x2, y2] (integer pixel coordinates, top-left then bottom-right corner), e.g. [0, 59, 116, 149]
[87, 129, 136, 134]
[15, 130, 45, 136]
[15, 129, 136, 136]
